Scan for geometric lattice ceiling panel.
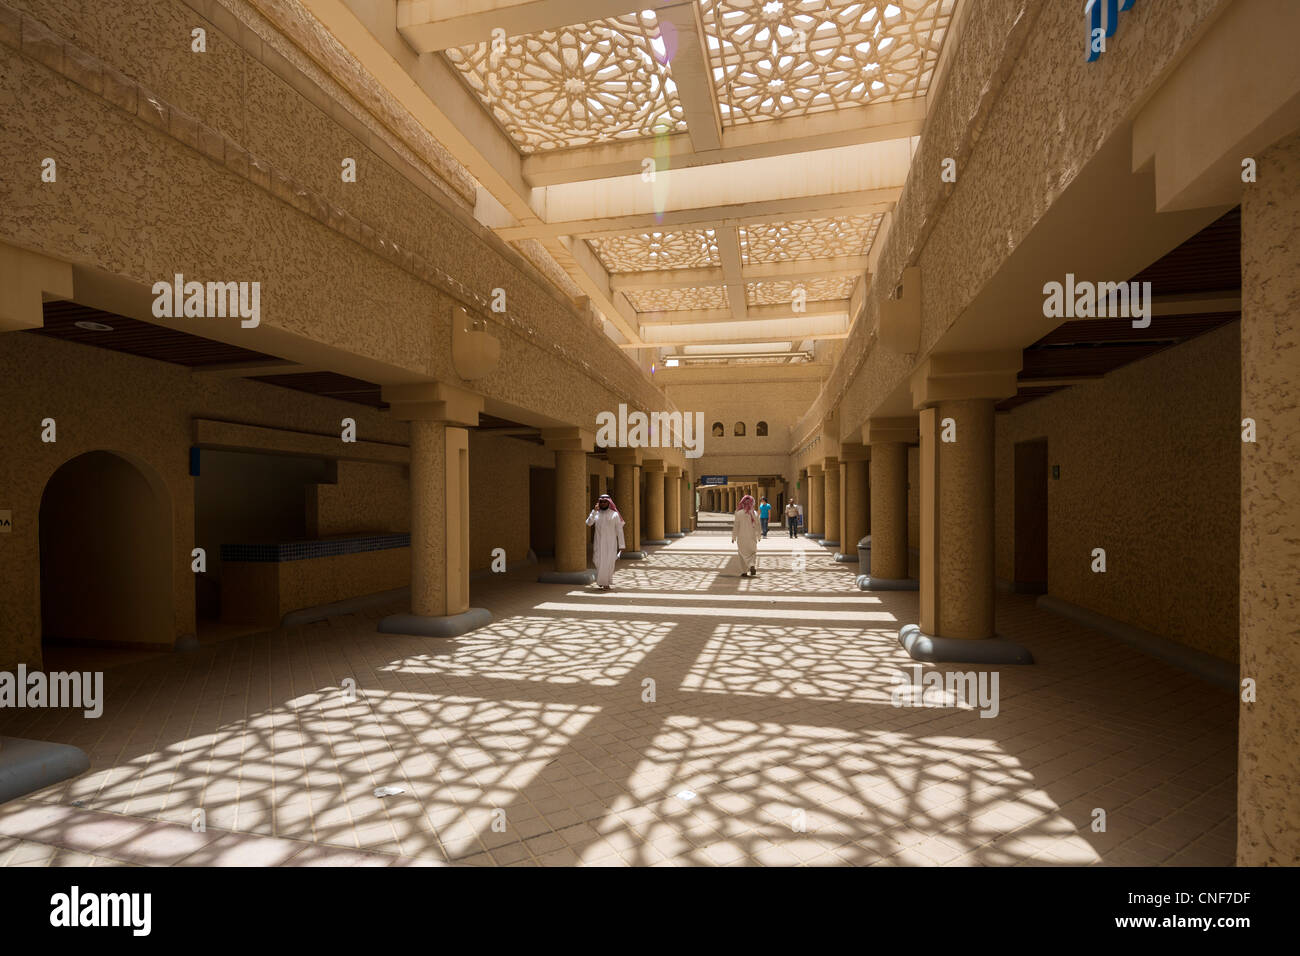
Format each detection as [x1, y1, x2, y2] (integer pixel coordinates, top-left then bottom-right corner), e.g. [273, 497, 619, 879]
[701, 0, 957, 127]
[444, 13, 687, 152]
[746, 275, 857, 305]
[624, 285, 729, 312]
[740, 213, 883, 263]
[588, 229, 721, 272]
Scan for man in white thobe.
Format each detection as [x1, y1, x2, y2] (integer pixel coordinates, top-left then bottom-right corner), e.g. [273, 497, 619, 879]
[731, 494, 761, 577]
[586, 494, 625, 589]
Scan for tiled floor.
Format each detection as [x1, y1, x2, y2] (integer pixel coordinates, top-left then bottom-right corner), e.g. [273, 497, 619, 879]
[0, 516, 1237, 866]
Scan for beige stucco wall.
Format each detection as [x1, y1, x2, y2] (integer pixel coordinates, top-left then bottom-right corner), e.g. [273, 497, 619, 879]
[995, 323, 1241, 661]
[664, 373, 821, 482]
[309, 460, 410, 537]
[793, 0, 1229, 443]
[1238, 129, 1300, 866]
[468, 431, 551, 573]
[0, 0, 676, 442]
[0, 331, 405, 671]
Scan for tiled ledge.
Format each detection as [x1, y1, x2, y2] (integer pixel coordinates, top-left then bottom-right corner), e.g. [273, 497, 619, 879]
[221, 533, 410, 563]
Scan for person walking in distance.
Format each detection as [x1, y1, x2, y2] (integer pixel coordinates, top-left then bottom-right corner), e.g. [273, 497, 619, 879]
[732, 493, 761, 577]
[586, 494, 625, 590]
[785, 499, 799, 538]
[758, 497, 772, 538]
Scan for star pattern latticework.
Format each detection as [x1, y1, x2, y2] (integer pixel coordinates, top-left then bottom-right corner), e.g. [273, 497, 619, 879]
[747, 275, 857, 305]
[444, 12, 686, 152]
[624, 286, 730, 312]
[589, 230, 722, 272]
[701, 0, 956, 127]
[740, 214, 884, 263]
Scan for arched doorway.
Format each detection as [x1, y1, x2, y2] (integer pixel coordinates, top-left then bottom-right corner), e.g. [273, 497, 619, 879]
[39, 451, 172, 655]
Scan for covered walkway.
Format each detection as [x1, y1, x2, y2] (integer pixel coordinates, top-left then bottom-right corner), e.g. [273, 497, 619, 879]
[0, 527, 1234, 867]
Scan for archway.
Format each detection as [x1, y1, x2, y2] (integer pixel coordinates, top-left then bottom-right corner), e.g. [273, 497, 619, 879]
[39, 451, 172, 656]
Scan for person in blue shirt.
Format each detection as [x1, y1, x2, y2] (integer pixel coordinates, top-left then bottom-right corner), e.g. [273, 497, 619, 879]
[758, 497, 772, 538]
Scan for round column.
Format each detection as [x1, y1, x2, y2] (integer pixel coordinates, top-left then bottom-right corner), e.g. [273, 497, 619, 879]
[869, 442, 908, 580]
[933, 399, 996, 639]
[554, 448, 588, 574]
[822, 457, 841, 547]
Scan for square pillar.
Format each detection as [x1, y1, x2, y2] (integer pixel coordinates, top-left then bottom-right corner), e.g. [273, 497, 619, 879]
[822, 456, 841, 548]
[860, 421, 914, 588]
[642, 459, 668, 545]
[807, 463, 824, 538]
[899, 354, 1031, 664]
[838, 443, 869, 563]
[538, 428, 596, 584]
[608, 448, 645, 559]
[665, 466, 683, 536]
[377, 383, 490, 637]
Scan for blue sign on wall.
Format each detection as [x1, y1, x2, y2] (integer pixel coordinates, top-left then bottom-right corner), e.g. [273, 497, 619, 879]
[1086, 0, 1136, 62]
[699, 475, 728, 485]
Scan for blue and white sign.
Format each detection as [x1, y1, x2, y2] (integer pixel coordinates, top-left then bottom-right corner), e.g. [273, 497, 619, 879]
[1086, 0, 1137, 62]
[699, 475, 728, 486]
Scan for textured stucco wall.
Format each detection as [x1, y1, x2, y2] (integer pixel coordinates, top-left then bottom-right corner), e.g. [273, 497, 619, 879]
[995, 323, 1241, 661]
[807, 0, 1228, 442]
[468, 431, 551, 572]
[309, 460, 410, 537]
[0, 0, 674, 437]
[1238, 130, 1300, 866]
[908, 446, 919, 551]
[663, 377, 819, 479]
[0, 331, 406, 671]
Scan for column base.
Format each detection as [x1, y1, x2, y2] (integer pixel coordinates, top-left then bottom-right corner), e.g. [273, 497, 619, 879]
[619, 551, 646, 560]
[378, 608, 493, 638]
[857, 575, 919, 591]
[898, 624, 1034, 665]
[642, 538, 670, 547]
[0, 737, 90, 804]
[538, 569, 596, 585]
[821, 539, 839, 549]
[807, 533, 825, 540]
[664, 532, 685, 538]
[833, 553, 858, 563]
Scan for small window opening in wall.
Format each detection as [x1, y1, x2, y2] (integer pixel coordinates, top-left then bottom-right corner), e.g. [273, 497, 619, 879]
[756, 421, 768, 436]
[734, 422, 746, 436]
[712, 421, 724, 437]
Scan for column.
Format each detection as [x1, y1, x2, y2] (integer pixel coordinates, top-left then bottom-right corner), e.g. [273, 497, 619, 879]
[839, 443, 869, 563]
[807, 464, 824, 538]
[378, 383, 490, 637]
[665, 466, 683, 536]
[899, 354, 1031, 664]
[822, 456, 841, 548]
[609, 448, 645, 559]
[686, 476, 696, 535]
[861, 423, 912, 587]
[1240, 128, 1300, 865]
[643, 459, 667, 545]
[539, 428, 596, 584]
